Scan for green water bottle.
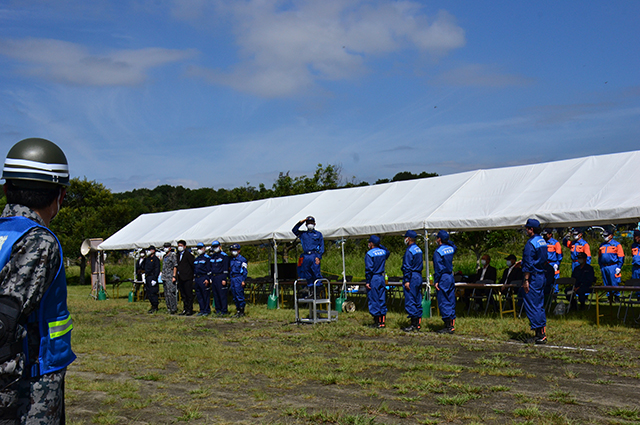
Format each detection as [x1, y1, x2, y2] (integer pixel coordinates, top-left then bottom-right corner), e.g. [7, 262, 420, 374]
[98, 288, 107, 301]
[128, 291, 134, 303]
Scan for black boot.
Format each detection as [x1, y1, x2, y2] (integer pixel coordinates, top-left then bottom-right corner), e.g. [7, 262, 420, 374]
[234, 308, 245, 318]
[376, 315, 386, 329]
[535, 327, 547, 344]
[437, 318, 455, 334]
[402, 317, 418, 332]
[369, 316, 379, 328]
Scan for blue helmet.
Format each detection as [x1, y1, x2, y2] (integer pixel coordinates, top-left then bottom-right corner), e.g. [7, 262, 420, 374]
[437, 230, 449, 241]
[211, 240, 220, 247]
[404, 230, 417, 239]
[230, 243, 241, 250]
[525, 218, 540, 229]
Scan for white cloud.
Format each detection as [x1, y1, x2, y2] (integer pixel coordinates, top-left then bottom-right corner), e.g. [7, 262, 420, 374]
[181, 0, 466, 97]
[0, 38, 197, 86]
[434, 64, 534, 88]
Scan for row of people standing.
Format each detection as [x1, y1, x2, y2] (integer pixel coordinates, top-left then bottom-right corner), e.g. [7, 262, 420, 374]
[292, 218, 427, 332]
[136, 240, 248, 317]
[294, 217, 545, 343]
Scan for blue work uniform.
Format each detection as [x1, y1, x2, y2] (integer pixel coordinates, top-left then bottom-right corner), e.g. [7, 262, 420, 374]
[434, 242, 457, 322]
[632, 242, 640, 280]
[598, 239, 624, 297]
[365, 245, 390, 317]
[564, 237, 591, 270]
[293, 223, 324, 287]
[522, 235, 548, 330]
[209, 251, 230, 314]
[402, 243, 423, 318]
[229, 254, 248, 310]
[546, 237, 563, 293]
[193, 253, 212, 314]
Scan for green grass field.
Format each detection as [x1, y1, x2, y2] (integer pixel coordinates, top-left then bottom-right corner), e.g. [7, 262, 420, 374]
[65, 276, 640, 424]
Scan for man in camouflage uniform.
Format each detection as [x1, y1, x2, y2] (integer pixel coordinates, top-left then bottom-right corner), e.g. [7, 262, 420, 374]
[0, 138, 75, 424]
[161, 242, 178, 314]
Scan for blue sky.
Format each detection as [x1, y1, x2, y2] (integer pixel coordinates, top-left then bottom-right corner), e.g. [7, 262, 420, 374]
[1, 1, 638, 192]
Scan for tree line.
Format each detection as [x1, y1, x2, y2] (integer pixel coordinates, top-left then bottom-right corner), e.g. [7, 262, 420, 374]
[0, 164, 440, 262]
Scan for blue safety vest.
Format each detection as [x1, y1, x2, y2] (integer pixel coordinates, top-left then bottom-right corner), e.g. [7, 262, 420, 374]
[0, 216, 76, 377]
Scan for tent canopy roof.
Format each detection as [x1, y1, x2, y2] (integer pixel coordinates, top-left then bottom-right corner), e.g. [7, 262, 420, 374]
[99, 150, 640, 250]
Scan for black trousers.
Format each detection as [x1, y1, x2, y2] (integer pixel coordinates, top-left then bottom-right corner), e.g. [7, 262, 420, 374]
[145, 277, 159, 308]
[177, 277, 194, 313]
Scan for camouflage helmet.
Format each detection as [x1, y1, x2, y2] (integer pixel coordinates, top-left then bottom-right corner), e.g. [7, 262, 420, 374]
[2, 138, 70, 188]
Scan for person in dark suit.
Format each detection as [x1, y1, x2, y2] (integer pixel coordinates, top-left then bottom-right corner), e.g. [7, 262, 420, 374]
[144, 245, 161, 313]
[463, 254, 497, 311]
[499, 254, 523, 286]
[475, 254, 497, 283]
[174, 239, 195, 316]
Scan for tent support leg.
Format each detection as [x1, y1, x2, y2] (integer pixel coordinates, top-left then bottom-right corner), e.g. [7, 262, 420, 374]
[273, 239, 279, 309]
[341, 240, 347, 286]
[424, 229, 430, 283]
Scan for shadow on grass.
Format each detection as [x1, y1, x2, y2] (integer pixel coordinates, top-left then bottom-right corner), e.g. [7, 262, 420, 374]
[506, 330, 531, 342]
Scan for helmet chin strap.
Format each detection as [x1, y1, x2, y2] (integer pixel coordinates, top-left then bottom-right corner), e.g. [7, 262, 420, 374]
[51, 189, 64, 221]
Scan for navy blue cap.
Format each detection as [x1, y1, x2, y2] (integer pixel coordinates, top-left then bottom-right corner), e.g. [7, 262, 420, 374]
[404, 230, 417, 239]
[305, 216, 315, 223]
[230, 243, 241, 250]
[369, 235, 380, 245]
[603, 229, 613, 236]
[572, 228, 582, 234]
[525, 218, 540, 229]
[196, 242, 204, 248]
[437, 230, 449, 241]
[634, 230, 640, 238]
[211, 240, 220, 246]
[541, 228, 551, 235]
[147, 245, 156, 251]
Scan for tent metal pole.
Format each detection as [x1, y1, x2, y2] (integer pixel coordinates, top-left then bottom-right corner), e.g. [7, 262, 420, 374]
[341, 239, 346, 285]
[424, 229, 430, 284]
[273, 239, 279, 309]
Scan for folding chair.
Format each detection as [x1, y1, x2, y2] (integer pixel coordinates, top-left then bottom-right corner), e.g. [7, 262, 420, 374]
[619, 279, 640, 323]
[500, 280, 520, 319]
[557, 277, 576, 313]
[466, 279, 494, 315]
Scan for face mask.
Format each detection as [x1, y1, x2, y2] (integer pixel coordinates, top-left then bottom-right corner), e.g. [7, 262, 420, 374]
[140, 253, 145, 258]
[404, 238, 410, 246]
[603, 235, 612, 242]
[164, 248, 170, 253]
[506, 260, 512, 267]
[51, 191, 64, 220]
[573, 234, 580, 241]
[307, 223, 315, 231]
[178, 246, 184, 252]
[231, 250, 238, 256]
[213, 247, 221, 253]
[481, 260, 487, 266]
[147, 251, 153, 256]
[197, 249, 204, 255]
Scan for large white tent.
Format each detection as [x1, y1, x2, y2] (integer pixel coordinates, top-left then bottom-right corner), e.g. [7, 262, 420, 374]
[100, 150, 640, 252]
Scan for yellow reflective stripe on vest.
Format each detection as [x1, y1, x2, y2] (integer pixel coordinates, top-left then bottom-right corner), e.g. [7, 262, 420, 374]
[48, 316, 73, 339]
